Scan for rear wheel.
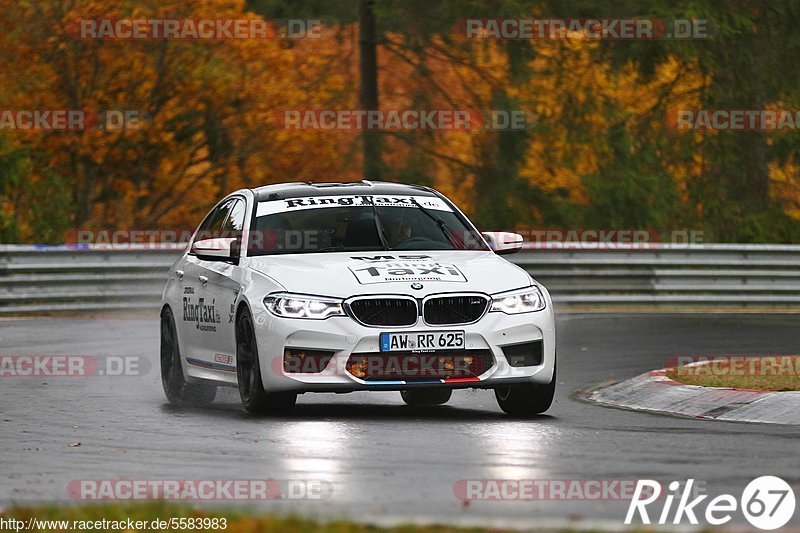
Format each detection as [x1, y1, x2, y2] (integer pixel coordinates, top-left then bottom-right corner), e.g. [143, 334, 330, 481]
[495, 362, 556, 417]
[160, 307, 216, 406]
[236, 309, 296, 415]
[400, 388, 452, 406]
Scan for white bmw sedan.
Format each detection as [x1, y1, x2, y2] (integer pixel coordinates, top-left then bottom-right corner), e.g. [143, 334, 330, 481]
[160, 181, 556, 416]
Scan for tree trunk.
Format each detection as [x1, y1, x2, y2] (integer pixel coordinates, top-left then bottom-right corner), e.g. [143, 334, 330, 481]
[359, 0, 381, 179]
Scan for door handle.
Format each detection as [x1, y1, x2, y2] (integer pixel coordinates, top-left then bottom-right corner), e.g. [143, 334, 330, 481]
[175, 269, 184, 280]
[199, 275, 208, 285]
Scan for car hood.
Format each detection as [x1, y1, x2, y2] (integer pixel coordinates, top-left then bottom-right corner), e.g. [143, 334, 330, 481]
[246, 251, 532, 297]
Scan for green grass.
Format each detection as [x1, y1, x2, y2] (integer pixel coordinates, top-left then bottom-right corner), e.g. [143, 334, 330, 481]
[666, 355, 800, 391]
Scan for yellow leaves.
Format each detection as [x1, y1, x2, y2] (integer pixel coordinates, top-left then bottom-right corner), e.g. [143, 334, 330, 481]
[770, 159, 800, 220]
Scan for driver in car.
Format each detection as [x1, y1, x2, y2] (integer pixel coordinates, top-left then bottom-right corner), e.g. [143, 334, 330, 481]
[384, 216, 412, 248]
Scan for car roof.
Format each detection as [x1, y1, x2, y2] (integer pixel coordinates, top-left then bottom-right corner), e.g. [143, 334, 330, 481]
[250, 180, 437, 202]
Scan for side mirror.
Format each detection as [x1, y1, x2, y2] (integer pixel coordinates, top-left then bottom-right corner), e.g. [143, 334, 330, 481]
[481, 231, 524, 255]
[191, 237, 238, 261]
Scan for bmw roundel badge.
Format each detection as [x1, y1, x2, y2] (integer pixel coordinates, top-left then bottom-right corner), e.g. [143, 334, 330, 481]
[411, 282, 424, 290]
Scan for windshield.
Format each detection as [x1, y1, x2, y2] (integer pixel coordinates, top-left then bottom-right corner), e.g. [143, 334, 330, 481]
[247, 194, 489, 255]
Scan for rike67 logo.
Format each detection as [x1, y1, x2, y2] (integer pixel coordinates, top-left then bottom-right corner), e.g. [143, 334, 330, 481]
[626, 477, 796, 530]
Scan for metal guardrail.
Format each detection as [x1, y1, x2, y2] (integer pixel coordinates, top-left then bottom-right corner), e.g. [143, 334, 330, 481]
[517, 244, 800, 308]
[2, 244, 800, 314]
[0, 246, 180, 314]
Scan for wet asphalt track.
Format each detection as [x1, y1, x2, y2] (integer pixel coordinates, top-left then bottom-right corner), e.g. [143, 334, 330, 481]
[1, 312, 799, 529]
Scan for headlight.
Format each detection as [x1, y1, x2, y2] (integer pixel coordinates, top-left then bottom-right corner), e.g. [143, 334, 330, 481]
[263, 293, 345, 320]
[490, 286, 546, 314]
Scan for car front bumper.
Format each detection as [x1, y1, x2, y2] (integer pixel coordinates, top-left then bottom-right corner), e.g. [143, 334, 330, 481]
[251, 301, 556, 393]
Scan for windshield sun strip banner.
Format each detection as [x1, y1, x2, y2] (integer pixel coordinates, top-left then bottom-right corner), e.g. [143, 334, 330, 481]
[256, 194, 453, 216]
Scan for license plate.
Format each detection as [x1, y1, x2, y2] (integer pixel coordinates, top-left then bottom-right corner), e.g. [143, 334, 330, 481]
[380, 330, 465, 352]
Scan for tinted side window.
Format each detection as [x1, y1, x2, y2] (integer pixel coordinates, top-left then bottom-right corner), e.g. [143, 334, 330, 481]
[196, 201, 233, 239]
[224, 199, 246, 232]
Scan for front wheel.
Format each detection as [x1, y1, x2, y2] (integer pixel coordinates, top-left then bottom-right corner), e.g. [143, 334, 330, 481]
[236, 309, 296, 415]
[160, 307, 216, 406]
[400, 388, 452, 406]
[494, 363, 556, 417]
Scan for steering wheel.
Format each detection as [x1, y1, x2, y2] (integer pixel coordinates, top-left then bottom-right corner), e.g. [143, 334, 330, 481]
[393, 236, 450, 250]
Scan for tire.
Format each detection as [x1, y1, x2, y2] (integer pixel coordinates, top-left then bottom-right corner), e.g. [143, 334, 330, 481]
[160, 307, 217, 406]
[400, 388, 452, 406]
[236, 308, 297, 415]
[494, 362, 556, 417]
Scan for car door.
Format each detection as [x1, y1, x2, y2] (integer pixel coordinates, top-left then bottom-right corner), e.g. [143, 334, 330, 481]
[192, 197, 246, 367]
[178, 200, 234, 363]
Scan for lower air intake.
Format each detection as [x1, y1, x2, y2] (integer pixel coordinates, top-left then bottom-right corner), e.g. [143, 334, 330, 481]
[346, 350, 493, 381]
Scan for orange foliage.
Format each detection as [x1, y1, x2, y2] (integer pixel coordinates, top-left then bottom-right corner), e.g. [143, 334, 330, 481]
[0, 0, 795, 242]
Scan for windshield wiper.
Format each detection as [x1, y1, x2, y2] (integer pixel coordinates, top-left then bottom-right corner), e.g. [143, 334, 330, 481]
[370, 202, 391, 251]
[409, 198, 465, 248]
